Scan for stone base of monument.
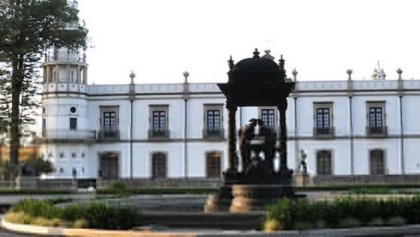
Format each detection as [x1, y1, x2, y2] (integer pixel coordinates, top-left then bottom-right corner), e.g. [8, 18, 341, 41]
[15, 176, 38, 190]
[204, 185, 232, 212]
[294, 172, 312, 187]
[229, 184, 295, 212]
[204, 169, 303, 213]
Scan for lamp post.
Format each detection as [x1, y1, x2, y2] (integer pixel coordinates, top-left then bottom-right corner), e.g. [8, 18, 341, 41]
[183, 71, 189, 179]
[129, 71, 135, 181]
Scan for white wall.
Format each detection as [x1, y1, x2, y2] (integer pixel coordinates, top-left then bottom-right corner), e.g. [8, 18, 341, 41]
[43, 79, 420, 179]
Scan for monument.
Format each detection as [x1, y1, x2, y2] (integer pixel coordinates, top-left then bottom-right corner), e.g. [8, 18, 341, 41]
[205, 49, 297, 212]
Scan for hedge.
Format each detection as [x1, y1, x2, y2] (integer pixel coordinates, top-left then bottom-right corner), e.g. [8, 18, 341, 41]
[5, 199, 141, 230]
[265, 196, 420, 230]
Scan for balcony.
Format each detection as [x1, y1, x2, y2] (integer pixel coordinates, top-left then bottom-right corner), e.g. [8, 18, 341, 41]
[42, 129, 96, 143]
[98, 127, 120, 140]
[313, 126, 335, 139]
[366, 126, 387, 137]
[148, 127, 170, 139]
[203, 127, 224, 140]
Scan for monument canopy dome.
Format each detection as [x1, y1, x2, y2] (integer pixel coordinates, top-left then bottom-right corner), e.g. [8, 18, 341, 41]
[229, 48, 286, 84]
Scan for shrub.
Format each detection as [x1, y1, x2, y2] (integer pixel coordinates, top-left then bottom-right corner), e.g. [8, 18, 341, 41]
[10, 199, 59, 219]
[351, 187, 391, 195]
[266, 199, 292, 230]
[46, 197, 74, 205]
[4, 211, 31, 224]
[367, 217, 385, 227]
[263, 219, 280, 232]
[293, 221, 314, 230]
[6, 200, 141, 230]
[387, 216, 406, 226]
[265, 196, 420, 230]
[73, 219, 87, 228]
[22, 156, 54, 176]
[31, 217, 61, 227]
[60, 202, 141, 230]
[109, 181, 126, 190]
[338, 217, 361, 228]
[314, 220, 326, 229]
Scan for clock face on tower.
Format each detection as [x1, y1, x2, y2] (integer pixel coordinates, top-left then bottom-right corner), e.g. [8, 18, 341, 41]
[70, 107, 77, 113]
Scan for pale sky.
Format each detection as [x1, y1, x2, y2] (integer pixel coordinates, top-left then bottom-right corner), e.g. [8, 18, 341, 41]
[77, 0, 420, 84]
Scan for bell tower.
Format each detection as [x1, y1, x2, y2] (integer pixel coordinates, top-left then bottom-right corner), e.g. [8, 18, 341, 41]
[41, 47, 92, 180]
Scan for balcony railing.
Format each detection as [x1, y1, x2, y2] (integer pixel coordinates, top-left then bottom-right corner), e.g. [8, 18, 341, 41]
[313, 126, 335, 138]
[98, 127, 120, 140]
[148, 127, 170, 139]
[366, 126, 387, 137]
[42, 129, 96, 142]
[203, 127, 224, 140]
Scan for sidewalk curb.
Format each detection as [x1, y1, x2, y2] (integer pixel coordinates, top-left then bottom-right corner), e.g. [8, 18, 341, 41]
[1, 217, 197, 237]
[4, 216, 420, 237]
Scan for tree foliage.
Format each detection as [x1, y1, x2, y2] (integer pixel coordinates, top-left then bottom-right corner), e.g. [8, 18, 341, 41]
[0, 0, 88, 165]
[22, 155, 54, 176]
[0, 68, 11, 133]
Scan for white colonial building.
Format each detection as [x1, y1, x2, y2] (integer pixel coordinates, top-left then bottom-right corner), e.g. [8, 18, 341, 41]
[41, 48, 420, 181]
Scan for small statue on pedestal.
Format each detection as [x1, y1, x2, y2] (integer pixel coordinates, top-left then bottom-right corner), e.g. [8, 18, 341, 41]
[299, 149, 307, 175]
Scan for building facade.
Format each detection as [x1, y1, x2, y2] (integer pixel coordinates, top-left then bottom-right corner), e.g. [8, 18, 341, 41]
[41, 49, 420, 180]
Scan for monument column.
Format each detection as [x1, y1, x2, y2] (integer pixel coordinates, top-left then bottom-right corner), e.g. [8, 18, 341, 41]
[226, 100, 238, 172]
[278, 98, 289, 173]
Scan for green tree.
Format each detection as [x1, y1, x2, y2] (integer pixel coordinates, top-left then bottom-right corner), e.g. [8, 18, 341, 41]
[0, 68, 11, 133]
[0, 0, 87, 166]
[22, 155, 54, 176]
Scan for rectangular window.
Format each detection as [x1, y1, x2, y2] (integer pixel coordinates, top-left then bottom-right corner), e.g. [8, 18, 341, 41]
[152, 111, 166, 129]
[42, 119, 46, 130]
[207, 110, 221, 128]
[366, 102, 386, 136]
[103, 111, 117, 127]
[99, 106, 119, 140]
[203, 104, 223, 139]
[369, 107, 383, 127]
[313, 102, 334, 137]
[261, 109, 275, 127]
[316, 108, 330, 127]
[69, 118, 77, 130]
[149, 105, 169, 138]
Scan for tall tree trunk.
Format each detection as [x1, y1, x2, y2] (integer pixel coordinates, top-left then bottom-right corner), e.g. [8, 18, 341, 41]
[9, 57, 23, 166]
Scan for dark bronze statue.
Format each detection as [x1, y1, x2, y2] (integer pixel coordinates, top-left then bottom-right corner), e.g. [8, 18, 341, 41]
[239, 118, 277, 173]
[238, 118, 257, 171]
[257, 119, 276, 172]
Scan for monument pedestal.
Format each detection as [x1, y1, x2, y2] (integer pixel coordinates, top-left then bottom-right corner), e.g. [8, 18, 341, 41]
[294, 173, 312, 187]
[205, 171, 299, 213]
[204, 185, 232, 212]
[229, 184, 294, 212]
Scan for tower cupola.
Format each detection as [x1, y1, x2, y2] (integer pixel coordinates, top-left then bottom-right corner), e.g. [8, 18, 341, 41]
[372, 61, 386, 80]
[42, 47, 88, 85]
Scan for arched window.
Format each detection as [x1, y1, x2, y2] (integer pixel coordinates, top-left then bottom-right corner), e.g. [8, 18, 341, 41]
[316, 150, 332, 175]
[370, 149, 385, 175]
[152, 152, 167, 179]
[206, 151, 221, 178]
